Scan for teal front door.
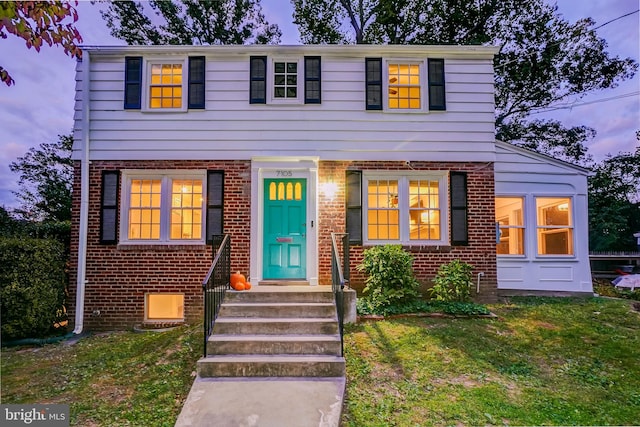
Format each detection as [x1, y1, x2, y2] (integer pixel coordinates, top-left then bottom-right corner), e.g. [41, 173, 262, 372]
[263, 179, 307, 279]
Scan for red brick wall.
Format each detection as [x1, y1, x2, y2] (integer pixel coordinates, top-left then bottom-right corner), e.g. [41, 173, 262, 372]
[69, 158, 498, 330]
[68, 160, 251, 330]
[317, 160, 498, 302]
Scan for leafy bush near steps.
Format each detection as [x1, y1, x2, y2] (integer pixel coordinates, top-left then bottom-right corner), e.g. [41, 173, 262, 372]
[0, 237, 67, 341]
[357, 298, 490, 316]
[430, 259, 475, 302]
[356, 245, 421, 313]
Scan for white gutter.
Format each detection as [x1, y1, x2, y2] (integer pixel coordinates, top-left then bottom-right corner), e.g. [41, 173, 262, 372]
[73, 51, 90, 334]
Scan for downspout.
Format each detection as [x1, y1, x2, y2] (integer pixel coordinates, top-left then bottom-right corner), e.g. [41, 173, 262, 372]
[73, 51, 91, 334]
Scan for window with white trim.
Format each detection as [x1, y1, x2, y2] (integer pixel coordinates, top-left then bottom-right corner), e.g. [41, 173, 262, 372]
[120, 171, 206, 244]
[124, 56, 206, 111]
[536, 197, 573, 255]
[143, 59, 188, 111]
[145, 293, 184, 321]
[495, 197, 525, 255]
[270, 58, 303, 103]
[365, 58, 445, 111]
[363, 172, 448, 245]
[387, 62, 422, 110]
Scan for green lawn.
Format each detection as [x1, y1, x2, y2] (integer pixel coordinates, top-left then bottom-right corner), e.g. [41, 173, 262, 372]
[1, 325, 202, 426]
[2, 297, 639, 426]
[343, 297, 640, 426]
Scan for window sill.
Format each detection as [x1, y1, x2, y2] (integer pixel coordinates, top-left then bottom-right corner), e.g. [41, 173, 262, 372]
[117, 243, 208, 252]
[363, 243, 452, 253]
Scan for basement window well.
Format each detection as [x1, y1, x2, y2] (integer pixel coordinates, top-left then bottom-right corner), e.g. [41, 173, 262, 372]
[145, 293, 184, 321]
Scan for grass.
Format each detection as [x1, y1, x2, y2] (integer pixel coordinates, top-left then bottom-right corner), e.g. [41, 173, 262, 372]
[1, 324, 202, 426]
[342, 297, 640, 426]
[2, 298, 639, 426]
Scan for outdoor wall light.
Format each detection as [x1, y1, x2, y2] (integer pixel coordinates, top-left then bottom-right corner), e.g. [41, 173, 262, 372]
[322, 181, 338, 200]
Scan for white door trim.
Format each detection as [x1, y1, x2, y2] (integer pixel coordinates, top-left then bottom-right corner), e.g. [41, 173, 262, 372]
[250, 157, 319, 285]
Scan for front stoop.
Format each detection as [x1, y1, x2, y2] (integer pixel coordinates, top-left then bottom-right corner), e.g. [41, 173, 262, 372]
[197, 287, 346, 378]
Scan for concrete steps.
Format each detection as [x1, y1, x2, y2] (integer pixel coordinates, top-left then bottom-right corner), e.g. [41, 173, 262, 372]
[197, 287, 345, 378]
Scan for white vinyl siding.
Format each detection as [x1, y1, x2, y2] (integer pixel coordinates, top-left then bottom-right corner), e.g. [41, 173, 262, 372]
[73, 48, 496, 163]
[495, 142, 592, 293]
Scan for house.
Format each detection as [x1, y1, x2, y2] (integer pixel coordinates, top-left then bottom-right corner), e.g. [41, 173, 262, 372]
[69, 45, 592, 331]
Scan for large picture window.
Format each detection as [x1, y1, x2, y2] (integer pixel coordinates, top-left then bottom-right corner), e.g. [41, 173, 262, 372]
[364, 173, 447, 245]
[495, 197, 525, 255]
[536, 197, 573, 255]
[121, 171, 205, 244]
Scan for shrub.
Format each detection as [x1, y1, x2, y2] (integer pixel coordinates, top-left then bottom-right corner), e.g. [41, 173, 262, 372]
[430, 259, 474, 302]
[0, 237, 67, 341]
[356, 245, 420, 313]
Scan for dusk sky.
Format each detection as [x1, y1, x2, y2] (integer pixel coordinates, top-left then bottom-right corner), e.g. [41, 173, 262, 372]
[0, 0, 638, 210]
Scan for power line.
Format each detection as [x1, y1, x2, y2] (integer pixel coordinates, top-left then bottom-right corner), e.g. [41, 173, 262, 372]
[592, 9, 639, 31]
[528, 91, 640, 115]
[495, 9, 639, 70]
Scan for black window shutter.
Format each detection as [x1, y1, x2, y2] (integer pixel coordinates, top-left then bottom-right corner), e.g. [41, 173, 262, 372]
[428, 58, 446, 111]
[188, 56, 206, 109]
[206, 171, 224, 243]
[346, 170, 363, 244]
[249, 56, 267, 104]
[365, 58, 382, 110]
[101, 171, 120, 244]
[304, 56, 321, 104]
[450, 171, 468, 246]
[124, 57, 142, 109]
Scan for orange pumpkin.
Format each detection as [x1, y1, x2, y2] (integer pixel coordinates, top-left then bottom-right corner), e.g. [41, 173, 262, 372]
[231, 281, 245, 291]
[243, 282, 252, 290]
[231, 271, 246, 287]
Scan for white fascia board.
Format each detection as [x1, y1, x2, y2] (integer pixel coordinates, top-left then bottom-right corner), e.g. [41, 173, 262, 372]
[81, 44, 500, 60]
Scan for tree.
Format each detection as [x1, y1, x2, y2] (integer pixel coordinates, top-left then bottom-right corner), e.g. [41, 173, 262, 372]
[588, 144, 640, 251]
[9, 134, 74, 223]
[100, 0, 281, 45]
[292, 0, 637, 165]
[0, 1, 82, 86]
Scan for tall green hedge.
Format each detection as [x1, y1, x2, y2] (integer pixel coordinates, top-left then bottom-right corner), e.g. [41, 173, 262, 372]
[0, 237, 67, 341]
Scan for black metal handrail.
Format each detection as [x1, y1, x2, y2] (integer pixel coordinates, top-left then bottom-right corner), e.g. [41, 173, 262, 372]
[202, 234, 231, 357]
[331, 232, 349, 356]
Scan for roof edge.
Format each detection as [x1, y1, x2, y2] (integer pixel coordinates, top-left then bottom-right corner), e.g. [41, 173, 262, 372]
[495, 140, 593, 176]
[80, 44, 500, 58]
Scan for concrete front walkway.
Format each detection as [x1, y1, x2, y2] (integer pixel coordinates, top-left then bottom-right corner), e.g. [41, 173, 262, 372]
[174, 376, 345, 427]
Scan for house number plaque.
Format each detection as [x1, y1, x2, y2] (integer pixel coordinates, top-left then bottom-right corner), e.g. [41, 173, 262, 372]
[276, 170, 293, 177]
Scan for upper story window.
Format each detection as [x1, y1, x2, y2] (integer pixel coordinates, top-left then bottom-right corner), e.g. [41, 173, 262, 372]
[250, 56, 321, 105]
[366, 58, 445, 112]
[363, 172, 448, 245]
[149, 63, 183, 109]
[388, 63, 421, 110]
[124, 56, 205, 111]
[273, 61, 298, 99]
